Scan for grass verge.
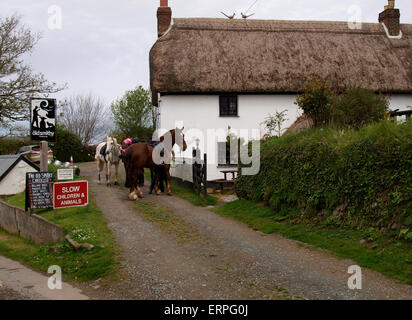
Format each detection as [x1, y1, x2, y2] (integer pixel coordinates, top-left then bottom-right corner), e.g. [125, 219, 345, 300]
[213, 200, 412, 285]
[1, 192, 118, 282]
[170, 182, 217, 207]
[134, 201, 201, 244]
[143, 169, 217, 207]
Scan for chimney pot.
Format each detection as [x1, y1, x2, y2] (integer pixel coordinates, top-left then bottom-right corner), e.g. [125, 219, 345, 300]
[379, 1, 400, 37]
[160, 0, 168, 7]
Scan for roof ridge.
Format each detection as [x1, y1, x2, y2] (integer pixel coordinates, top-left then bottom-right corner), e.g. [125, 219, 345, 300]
[172, 17, 412, 35]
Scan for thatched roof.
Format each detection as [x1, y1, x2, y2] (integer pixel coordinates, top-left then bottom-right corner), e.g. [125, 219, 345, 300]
[150, 18, 412, 105]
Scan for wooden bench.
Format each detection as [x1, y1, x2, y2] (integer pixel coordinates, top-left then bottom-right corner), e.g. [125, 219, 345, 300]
[209, 179, 235, 192]
[209, 169, 238, 192]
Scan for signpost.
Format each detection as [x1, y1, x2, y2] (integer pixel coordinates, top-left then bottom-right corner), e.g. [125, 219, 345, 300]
[53, 181, 88, 209]
[30, 98, 57, 172]
[25, 172, 54, 212]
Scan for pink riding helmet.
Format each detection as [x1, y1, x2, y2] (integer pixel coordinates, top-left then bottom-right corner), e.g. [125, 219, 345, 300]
[124, 138, 132, 145]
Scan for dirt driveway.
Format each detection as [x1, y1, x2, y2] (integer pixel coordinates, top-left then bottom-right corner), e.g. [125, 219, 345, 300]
[78, 162, 411, 300]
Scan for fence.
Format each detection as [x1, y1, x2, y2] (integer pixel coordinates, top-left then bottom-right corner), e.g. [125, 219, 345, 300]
[192, 149, 207, 200]
[169, 148, 208, 200]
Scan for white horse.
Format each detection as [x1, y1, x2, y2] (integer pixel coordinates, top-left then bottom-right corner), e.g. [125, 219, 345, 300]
[96, 136, 121, 187]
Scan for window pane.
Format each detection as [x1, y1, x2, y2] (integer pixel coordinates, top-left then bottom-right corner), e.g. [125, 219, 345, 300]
[219, 95, 237, 116]
[218, 142, 226, 165]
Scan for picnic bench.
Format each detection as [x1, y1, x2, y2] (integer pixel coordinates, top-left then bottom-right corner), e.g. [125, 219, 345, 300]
[209, 169, 238, 192]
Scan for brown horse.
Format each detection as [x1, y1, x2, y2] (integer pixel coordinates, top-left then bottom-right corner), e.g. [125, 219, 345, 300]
[124, 128, 187, 201]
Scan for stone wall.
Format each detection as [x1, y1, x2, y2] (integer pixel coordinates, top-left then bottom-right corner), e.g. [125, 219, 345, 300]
[0, 200, 64, 244]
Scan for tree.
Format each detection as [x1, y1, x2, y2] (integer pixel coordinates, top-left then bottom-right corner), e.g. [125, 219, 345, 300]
[295, 74, 334, 127]
[262, 109, 289, 137]
[110, 86, 155, 140]
[59, 93, 107, 144]
[51, 126, 94, 163]
[0, 15, 66, 125]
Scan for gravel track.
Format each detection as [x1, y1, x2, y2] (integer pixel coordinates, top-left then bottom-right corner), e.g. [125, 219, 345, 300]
[78, 162, 412, 300]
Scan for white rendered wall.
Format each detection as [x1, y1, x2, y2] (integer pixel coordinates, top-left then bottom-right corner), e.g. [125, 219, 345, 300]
[160, 93, 412, 182]
[159, 94, 300, 181]
[0, 161, 37, 195]
[388, 94, 412, 112]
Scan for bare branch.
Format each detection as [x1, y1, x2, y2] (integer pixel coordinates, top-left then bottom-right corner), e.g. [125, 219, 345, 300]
[59, 93, 108, 145]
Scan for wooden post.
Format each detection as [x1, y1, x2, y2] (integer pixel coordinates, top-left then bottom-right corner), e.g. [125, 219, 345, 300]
[40, 141, 48, 172]
[203, 153, 207, 200]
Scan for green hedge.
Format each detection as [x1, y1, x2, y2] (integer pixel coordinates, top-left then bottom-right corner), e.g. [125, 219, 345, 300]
[51, 126, 94, 163]
[0, 138, 30, 155]
[236, 120, 412, 236]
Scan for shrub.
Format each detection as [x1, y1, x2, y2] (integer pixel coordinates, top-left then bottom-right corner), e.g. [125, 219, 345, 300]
[331, 86, 389, 128]
[0, 137, 30, 155]
[236, 120, 412, 235]
[51, 126, 94, 163]
[295, 74, 334, 127]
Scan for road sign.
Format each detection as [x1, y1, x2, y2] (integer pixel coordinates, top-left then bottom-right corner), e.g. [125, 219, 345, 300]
[30, 98, 56, 142]
[57, 169, 74, 181]
[53, 181, 88, 209]
[25, 172, 54, 211]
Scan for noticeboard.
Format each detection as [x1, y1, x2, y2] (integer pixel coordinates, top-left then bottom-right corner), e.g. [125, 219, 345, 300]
[30, 98, 56, 142]
[57, 168, 74, 181]
[25, 172, 54, 211]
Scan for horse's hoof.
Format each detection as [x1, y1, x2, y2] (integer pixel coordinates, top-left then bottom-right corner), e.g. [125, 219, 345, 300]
[97, 181, 101, 185]
[129, 193, 138, 201]
[114, 181, 119, 186]
[167, 193, 173, 196]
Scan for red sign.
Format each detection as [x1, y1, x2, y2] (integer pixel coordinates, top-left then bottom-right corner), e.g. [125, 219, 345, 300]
[53, 181, 88, 209]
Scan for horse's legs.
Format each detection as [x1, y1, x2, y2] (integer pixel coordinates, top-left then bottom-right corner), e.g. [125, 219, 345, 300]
[165, 165, 172, 196]
[149, 168, 155, 194]
[153, 166, 161, 196]
[129, 186, 138, 200]
[106, 162, 111, 187]
[114, 162, 119, 186]
[128, 171, 138, 200]
[97, 159, 104, 184]
[136, 167, 144, 198]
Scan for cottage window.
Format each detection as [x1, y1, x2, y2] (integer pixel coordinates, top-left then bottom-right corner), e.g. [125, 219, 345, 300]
[219, 95, 238, 117]
[217, 141, 238, 166]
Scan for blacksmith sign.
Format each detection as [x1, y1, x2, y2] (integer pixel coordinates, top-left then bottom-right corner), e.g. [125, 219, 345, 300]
[25, 172, 54, 211]
[30, 98, 56, 142]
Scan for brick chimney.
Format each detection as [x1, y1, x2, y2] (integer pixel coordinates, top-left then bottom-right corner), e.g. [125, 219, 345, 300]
[157, 0, 172, 37]
[379, 0, 401, 37]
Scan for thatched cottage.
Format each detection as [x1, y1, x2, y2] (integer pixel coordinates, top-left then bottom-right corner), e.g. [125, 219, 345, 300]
[150, 0, 412, 181]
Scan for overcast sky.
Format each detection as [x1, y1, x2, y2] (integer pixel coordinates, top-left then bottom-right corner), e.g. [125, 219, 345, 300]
[1, 0, 411, 107]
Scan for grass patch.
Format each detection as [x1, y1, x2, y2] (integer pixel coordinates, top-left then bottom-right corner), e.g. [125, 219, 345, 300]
[213, 200, 412, 285]
[1, 192, 118, 282]
[134, 201, 200, 244]
[171, 183, 217, 207]
[143, 169, 217, 207]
